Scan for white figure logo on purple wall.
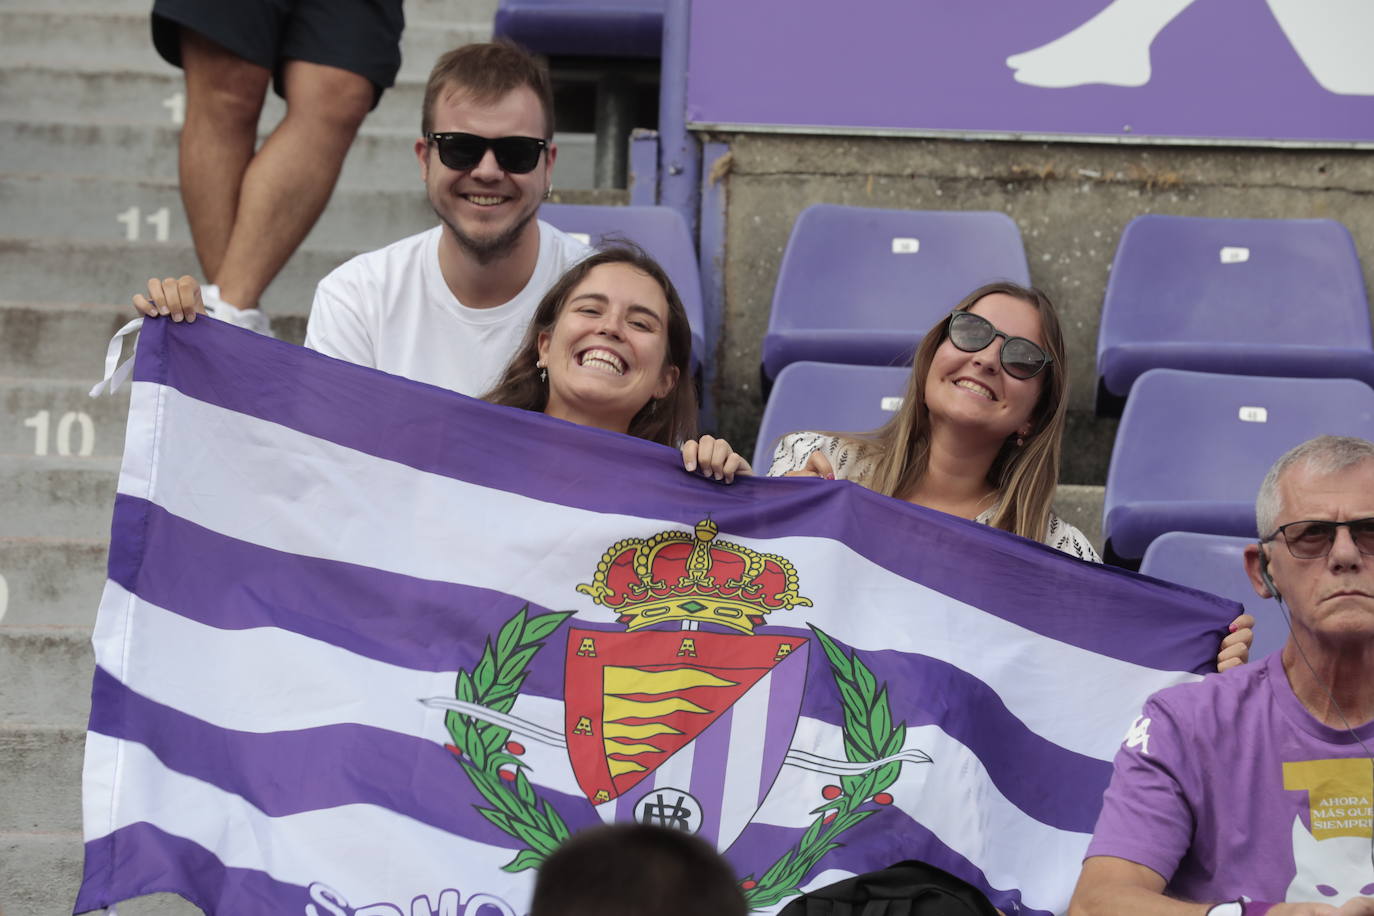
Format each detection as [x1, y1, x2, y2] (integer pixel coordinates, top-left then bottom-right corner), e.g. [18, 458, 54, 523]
[1007, 0, 1374, 95]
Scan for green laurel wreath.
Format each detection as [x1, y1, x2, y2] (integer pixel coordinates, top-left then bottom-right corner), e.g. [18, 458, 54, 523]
[445, 604, 576, 873]
[740, 626, 910, 910]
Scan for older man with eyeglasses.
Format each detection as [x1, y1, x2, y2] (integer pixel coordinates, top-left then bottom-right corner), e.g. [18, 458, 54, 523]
[1070, 435, 1374, 916]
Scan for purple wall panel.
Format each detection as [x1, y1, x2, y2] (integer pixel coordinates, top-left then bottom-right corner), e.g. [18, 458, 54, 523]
[685, 0, 1374, 145]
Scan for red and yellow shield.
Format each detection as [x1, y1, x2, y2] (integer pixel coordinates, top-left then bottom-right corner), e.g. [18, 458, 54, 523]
[564, 628, 803, 804]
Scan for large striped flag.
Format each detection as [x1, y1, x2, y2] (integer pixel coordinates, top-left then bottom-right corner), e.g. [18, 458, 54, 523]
[78, 318, 1236, 915]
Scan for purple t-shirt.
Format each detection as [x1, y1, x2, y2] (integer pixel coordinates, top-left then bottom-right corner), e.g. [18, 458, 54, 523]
[1086, 651, 1374, 905]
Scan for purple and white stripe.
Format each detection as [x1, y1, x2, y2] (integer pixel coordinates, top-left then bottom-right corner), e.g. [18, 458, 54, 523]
[79, 319, 1238, 915]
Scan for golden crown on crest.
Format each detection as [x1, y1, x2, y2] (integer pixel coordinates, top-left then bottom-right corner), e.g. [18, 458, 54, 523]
[576, 519, 812, 635]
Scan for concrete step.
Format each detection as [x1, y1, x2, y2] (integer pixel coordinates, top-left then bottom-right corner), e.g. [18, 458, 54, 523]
[0, 537, 108, 628]
[0, 627, 92, 726]
[0, 117, 600, 190]
[2, 166, 613, 250]
[1, 725, 83, 835]
[0, 236, 350, 314]
[0, 301, 135, 380]
[2, 378, 130, 459]
[0, 302, 304, 382]
[0, 455, 119, 540]
[4, 172, 434, 252]
[2, 118, 421, 190]
[2, 832, 198, 916]
[0, 9, 489, 82]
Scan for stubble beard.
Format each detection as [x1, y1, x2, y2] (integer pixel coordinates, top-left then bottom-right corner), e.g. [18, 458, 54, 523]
[433, 189, 541, 268]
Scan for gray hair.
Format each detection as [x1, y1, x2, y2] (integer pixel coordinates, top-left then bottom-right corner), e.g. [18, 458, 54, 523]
[1255, 435, 1374, 536]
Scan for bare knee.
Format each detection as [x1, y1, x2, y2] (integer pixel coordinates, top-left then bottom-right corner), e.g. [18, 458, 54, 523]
[181, 30, 270, 129]
[281, 61, 374, 134]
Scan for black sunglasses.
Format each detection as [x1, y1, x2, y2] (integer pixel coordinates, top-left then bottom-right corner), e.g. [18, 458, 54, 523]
[1262, 517, 1374, 559]
[424, 132, 548, 174]
[946, 310, 1052, 380]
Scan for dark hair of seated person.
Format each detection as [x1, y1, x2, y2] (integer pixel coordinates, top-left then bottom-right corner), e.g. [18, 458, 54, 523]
[529, 824, 747, 916]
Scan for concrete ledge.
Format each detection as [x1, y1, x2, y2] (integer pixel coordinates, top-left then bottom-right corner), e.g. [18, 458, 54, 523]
[0, 537, 108, 628]
[0, 455, 119, 539]
[1, 378, 130, 458]
[0, 628, 94, 725]
[0, 725, 83, 834]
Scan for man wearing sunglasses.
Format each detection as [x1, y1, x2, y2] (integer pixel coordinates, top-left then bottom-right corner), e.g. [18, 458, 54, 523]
[1071, 435, 1374, 915]
[303, 42, 591, 396]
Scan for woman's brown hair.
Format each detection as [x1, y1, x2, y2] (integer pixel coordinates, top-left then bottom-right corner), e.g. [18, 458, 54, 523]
[482, 245, 698, 446]
[839, 281, 1070, 543]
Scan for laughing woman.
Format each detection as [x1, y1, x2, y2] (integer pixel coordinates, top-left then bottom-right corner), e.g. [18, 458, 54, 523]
[759, 281, 1254, 670]
[481, 245, 699, 446]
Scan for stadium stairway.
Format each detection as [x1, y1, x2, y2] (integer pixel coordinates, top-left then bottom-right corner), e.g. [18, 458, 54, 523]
[0, 0, 627, 912]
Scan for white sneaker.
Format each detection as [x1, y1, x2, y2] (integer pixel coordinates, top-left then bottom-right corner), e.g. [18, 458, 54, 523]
[202, 284, 275, 338]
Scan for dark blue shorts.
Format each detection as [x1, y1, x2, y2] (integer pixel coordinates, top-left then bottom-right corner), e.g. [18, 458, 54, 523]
[152, 0, 405, 107]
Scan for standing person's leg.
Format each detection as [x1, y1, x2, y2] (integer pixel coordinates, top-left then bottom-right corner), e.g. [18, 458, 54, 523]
[212, 61, 372, 311]
[177, 29, 271, 283]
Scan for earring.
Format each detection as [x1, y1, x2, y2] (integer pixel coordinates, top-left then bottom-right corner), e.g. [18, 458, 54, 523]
[543, 185, 553, 201]
[1015, 434, 1025, 447]
[536, 360, 547, 383]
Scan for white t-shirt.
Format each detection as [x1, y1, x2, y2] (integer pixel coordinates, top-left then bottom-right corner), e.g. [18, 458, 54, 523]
[304, 222, 592, 396]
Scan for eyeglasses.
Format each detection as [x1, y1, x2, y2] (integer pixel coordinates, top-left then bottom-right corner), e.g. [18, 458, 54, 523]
[1262, 518, 1374, 559]
[946, 310, 1053, 380]
[424, 132, 548, 174]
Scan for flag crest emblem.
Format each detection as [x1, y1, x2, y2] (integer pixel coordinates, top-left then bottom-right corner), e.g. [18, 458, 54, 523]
[576, 517, 813, 634]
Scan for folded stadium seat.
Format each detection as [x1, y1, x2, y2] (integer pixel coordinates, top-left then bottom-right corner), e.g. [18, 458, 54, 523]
[1102, 369, 1374, 565]
[541, 203, 706, 380]
[494, 0, 664, 58]
[752, 362, 911, 470]
[1140, 532, 1289, 661]
[760, 205, 1031, 384]
[1095, 214, 1374, 416]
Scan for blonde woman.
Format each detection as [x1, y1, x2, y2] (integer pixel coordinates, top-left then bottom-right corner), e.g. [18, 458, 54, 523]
[759, 282, 1253, 669]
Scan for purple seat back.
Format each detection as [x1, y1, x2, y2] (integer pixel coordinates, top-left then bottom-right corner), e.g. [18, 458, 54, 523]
[540, 203, 705, 374]
[1103, 369, 1374, 560]
[762, 205, 1030, 381]
[1140, 532, 1288, 661]
[753, 362, 911, 470]
[493, 0, 664, 58]
[1097, 215, 1374, 405]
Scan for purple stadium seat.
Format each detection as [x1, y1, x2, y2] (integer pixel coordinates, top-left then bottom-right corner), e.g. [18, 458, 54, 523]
[1140, 532, 1289, 661]
[761, 205, 1031, 382]
[493, 0, 664, 58]
[1102, 369, 1374, 563]
[1096, 214, 1374, 414]
[752, 362, 911, 470]
[540, 203, 705, 377]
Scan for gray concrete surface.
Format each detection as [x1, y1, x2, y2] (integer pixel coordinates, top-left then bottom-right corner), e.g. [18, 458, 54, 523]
[2, 379, 130, 458]
[0, 538, 109, 627]
[0, 457, 120, 539]
[708, 133, 1374, 484]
